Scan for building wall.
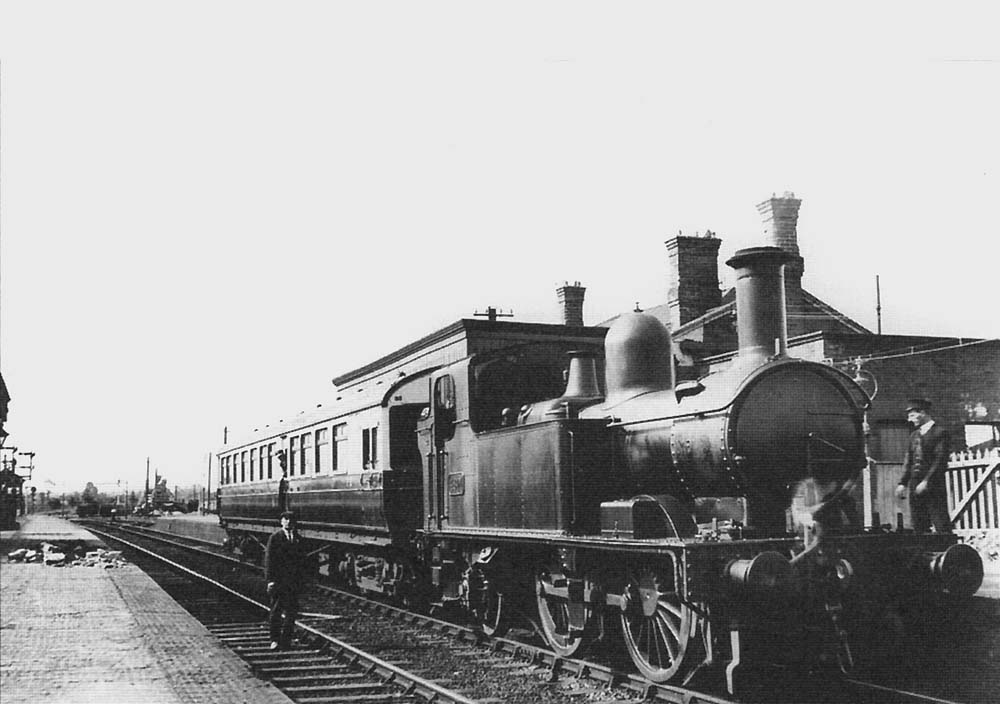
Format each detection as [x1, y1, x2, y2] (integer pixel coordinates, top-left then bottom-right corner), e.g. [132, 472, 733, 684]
[820, 336, 1000, 451]
[817, 335, 999, 529]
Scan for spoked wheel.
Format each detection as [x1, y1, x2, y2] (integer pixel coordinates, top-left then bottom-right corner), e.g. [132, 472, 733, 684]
[468, 567, 508, 636]
[619, 568, 701, 682]
[536, 565, 591, 657]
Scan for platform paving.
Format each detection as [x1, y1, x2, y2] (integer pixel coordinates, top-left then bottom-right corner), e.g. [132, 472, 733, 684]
[1, 515, 292, 704]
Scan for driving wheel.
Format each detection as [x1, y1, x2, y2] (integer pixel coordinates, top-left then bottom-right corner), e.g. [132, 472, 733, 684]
[536, 565, 591, 657]
[619, 568, 700, 682]
[468, 566, 508, 636]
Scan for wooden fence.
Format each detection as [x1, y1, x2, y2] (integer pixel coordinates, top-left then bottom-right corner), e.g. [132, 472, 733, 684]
[946, 447, 1000, 530]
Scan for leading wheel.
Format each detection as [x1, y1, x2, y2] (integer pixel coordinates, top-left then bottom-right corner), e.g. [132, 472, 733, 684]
[468, 567, 508, 636]
[619, 568, 700, 682]
[536, 565, 591, 657]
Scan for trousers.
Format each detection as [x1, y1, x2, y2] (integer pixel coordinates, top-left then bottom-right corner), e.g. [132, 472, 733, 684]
[269, 586, 299, 644]
[910, 486, 952, 533]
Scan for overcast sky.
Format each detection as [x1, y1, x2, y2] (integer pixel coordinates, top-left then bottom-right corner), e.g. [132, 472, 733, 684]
[1, 2, 997, 496]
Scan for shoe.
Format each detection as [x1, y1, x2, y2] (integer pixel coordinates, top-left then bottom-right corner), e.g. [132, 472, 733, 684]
[269, 641, 279, 650]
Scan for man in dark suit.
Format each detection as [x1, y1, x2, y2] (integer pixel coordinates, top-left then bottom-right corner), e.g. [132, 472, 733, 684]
[265, 510, 307, 649]
[895, 399, 952, 533]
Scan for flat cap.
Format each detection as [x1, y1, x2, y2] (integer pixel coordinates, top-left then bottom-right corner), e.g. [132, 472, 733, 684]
[905, 398, 933, 412]
[279, 510, 296, 520]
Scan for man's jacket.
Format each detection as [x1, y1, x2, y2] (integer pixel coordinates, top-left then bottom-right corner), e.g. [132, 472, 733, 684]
[265, 529, 306, 588]
[900, 424, 950, 493]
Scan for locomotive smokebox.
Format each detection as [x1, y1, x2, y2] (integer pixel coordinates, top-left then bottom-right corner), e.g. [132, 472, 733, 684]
[604, 313, 674, 406]
[725, 246, 796, 367]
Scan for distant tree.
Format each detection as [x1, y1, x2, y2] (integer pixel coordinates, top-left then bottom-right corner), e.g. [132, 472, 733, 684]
[82, 482, 98, 504]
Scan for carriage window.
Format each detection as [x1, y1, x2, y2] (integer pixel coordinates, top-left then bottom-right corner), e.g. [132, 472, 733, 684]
[222, 456, 228, 485]
[240, 451, 247, 483]
[289, 436, 298, 474]
[315, 428, 328, 473]
[266, 443, 274, 479]
[250, 448, 257, 481]
[333, 424, 346, 472]
[301, 432, 313, 475]
[362, 426, 378, 469]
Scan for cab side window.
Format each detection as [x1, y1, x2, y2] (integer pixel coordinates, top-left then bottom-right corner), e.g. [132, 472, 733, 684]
[434, 375, 457, 443]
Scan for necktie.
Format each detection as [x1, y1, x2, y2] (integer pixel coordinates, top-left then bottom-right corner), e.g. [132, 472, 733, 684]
[912, 433, 923, 470]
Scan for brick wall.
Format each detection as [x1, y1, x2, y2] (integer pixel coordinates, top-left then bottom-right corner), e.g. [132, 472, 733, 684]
[822, 335, 1000, 448]
[665, 235, 722, 330]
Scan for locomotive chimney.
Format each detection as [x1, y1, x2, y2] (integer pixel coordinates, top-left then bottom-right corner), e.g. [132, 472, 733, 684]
[725, 246, 795, 367]
[556, 281, 586, 326]
[563, 350, 602, 399]
[604, 312, 674, 406]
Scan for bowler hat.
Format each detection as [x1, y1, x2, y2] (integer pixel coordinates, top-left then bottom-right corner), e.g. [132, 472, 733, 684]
[905, 398, 932, 412]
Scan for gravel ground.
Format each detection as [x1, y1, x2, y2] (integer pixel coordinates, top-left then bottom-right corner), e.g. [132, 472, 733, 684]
[297, 593, 644, 704]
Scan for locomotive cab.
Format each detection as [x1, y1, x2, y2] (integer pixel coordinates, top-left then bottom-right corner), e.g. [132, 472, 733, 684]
[416, 341, 614, 536]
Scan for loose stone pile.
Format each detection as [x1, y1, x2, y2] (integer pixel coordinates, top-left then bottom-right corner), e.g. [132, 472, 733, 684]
[6, 543, 128, 568]
[959, 529, 1000, 563]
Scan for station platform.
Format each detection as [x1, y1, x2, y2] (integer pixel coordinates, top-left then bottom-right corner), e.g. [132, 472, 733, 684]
[148, 511, 228, 545]
[0, 513, 105, 552]
[1, 515, 291, 704]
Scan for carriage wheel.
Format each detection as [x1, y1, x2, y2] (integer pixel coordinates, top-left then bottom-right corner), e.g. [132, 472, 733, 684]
[468, 567, 508, 636]
[536, 565, 590, 657]
[619, 568, 700, 682]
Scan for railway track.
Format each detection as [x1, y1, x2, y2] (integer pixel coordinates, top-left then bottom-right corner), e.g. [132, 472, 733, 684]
[85, 524, 478, 704]
[84, 521, 995, 704]
[89, 522, 736, 703]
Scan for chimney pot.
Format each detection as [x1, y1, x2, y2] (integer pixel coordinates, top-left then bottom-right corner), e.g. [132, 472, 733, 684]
[556, 282, 586, 326]
[665, 234, 722, 330]
[756, 193, 805, 337]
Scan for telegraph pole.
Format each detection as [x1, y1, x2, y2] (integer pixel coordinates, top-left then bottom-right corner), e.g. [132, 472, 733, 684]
[207, 453, 212, 513]
[875, 274, 882, 335]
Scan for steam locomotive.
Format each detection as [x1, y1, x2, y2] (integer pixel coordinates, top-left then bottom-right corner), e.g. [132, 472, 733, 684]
[217, 246, 983, 693]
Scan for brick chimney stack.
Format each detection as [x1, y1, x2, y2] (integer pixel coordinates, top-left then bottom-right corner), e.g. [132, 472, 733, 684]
[556, 281, 586, 326]
[665, 232, 722, 330]
[756, 192, 805, 337]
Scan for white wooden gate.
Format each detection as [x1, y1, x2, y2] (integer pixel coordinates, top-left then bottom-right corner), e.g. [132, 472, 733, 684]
[946, 448, 1000, 529]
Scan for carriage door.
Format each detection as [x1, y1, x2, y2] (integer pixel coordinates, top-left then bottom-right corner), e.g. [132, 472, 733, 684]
[427, 374, 457, 530]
